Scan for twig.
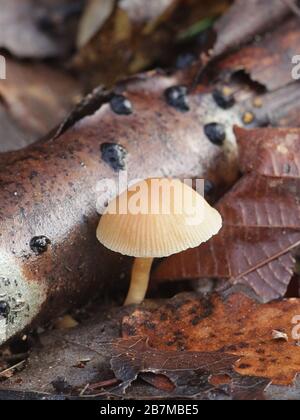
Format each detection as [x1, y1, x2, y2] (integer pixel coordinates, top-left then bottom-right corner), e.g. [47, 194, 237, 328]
[79, 383, 90, 397]
[89, 378, 120, 390]
[0, 360, 26, 377]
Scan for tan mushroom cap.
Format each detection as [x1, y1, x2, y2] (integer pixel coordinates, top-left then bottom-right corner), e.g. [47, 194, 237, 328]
[97, 178, 222, 258]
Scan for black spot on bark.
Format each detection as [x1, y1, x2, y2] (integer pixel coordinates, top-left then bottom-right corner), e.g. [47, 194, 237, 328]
[165, 86, 190, 112]
[101, 143, 127, 172]
[110, 95, 133, 115]
[30, 236, 51, 255]
[204, 123, 226, 146]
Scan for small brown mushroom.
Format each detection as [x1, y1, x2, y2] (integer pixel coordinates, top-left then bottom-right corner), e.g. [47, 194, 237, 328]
[97, 178, 222, 305]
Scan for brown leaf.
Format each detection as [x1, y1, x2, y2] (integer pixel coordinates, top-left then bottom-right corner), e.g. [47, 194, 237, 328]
[155, 127, 300, 302]
[0, 57, 82, 152]
[110, 336, 238, 394]
[122, 291, 300, 385]
[216, 18, 300, 91]
[0, 300, 268, 400]
[213, 0, 291, 57]
[139, 372, 175, 392]
[0, 0, 82, 58]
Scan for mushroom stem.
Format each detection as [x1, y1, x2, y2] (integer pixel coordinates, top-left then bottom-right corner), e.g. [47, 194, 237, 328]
[124, 257, 154, 305]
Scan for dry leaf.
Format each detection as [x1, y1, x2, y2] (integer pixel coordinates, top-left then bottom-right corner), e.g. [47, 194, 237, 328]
[77, 0, 115, 48]
[54, 315, 79, 330]
[0, 0, 82, 58]
[74, 0, 231, 87]
[1, 292, 297, 399]
[155, 127, 300, 302]
[272, 330, 289, 342]
[216, 18, 300, 91]
[0, 57, 82, 152]
[0, 105, 30, 153]
[123, 291, 300, 385]
[213, 0, 291, 57]
[110, 336, 238, 394]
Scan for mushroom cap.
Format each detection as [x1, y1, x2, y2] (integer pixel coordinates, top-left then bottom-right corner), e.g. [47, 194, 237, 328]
[97, 178, 222, 258]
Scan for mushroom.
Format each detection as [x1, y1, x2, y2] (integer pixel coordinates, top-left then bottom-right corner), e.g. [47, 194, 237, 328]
[97, 178, 222, 305]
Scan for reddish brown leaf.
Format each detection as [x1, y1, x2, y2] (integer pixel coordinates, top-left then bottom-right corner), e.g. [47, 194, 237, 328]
[110, 336, 238, 395]
[123, 291, 300, 385]
[155, 127, 300, 302]
[216, 18, 300, 91]
[139, 373, 175, 392]
[213, 0, 291, 57]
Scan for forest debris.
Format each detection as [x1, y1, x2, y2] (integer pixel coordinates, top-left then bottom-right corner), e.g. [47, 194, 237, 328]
[109, 336, 238, 395]
[73, 0, 231, 87]
[272, 330, 289, 342]
[1, 292, 298, 399]
[216, 18, 300, 91]
[122, 291, 300, 385]
[0, 57, 83, 152]
[0, 68, 244, 347]
[54, 315, 79, 330]
[0, 106, 29, 153]
[0, 0, 83, 58]
[1, 15, 300, 345]
[77, 0, 115, 48]
[155, 127, 300, 302]
[265, 375, 300, 400]
[213, 0, 291, 57]
[241, 83, 300, 128]
[0, 360, 26, 380]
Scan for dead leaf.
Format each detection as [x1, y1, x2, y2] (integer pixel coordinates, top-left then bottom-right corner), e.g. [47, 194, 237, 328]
[0, 293, 296, 399]
[265, 374, 300, 400]
[216, 18, 300, 91]
[0, 105, 31, 153]
[77, 0, 115, 48]
[213, 0, 291, 57]
[54, 315, 79, 330]
[155, 127, 300, 302]
[122, 291, 300, 385]
[272, 330, 289, 342]
[0, 57, 82, 151]
[139, 372, 175, 392]
[110, 336, 238, 395]
[74, 0, 231, 87]
[0, 0, 82, 58]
